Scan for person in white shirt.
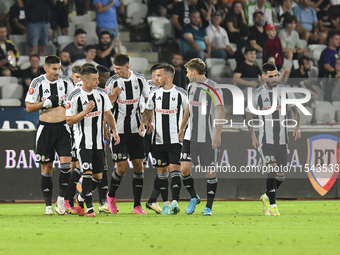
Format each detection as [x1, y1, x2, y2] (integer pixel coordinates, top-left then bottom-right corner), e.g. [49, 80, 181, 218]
[205, 11, 234, 60]
[71, 44, 99, 68]
[246, 0, 273, 26]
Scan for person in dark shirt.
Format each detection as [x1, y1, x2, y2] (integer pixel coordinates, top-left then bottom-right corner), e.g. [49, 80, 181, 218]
[172, 0, 199, 38]
[318, 10, 340, 36]
[318, 31, 340, 79]
[233, 46, 262, 89]
[198, 0, 217, 28]
[9, 0, 27, 35]
[223, 1, 247, 43]
[264, 24, 283, 70]
[94, 31, 121, 70]
[235, 23, 250, 64]
[170, 53, 187, 90]
[63, 28, 87, 63]
[249, 11, 266, 59]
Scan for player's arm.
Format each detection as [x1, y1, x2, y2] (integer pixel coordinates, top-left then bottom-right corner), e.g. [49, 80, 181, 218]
[178, 104, 190, 143]
[172, 14, 182, 32]
[94, 1, 115, 14]
[105, 110, 120, 145]
[211, 105, 225, 150]
[103, 114, 110, 141]
[108, 87, 122, 104]
[66, 100, 95, 126]
[139, 109, 152, 137]
[292, 105, 301, 140]
[246, 112, 259, 149]
[26, 94, 59, 113]
[233, 73, 258, 87]
[183, 33, 201, 50]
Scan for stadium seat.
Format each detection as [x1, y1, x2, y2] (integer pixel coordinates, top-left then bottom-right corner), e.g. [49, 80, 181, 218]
[313, 101, 335, 123]
[114, 45, 127, 54]
[46, 41, 57, 55]
[296, 39, 307, 49]
[1, 83, 23, 99]
[123, 0, 142, 5]
[300, 106, 313, 124]
[0, 76, 19, 85]
[17, 55, 29, 69]
[130, 57, 148, 74]
[147, 17, 173, 45]
[20, 62, 31, 70]
[57, 35, 74, 51]
[209, 64, 229, 79]
[69, 15, 91, 25]
[283, 59, 292, 74]
[332, 102, 340, 122]
[9, 34, 28, 55]
[206, 58, 226, 78]
[307, 44, 327, 64]
[255, 59, 262, 68]
[126, 3, 148, 26]
[226, 59, 237, 77]
[0, 98, 21, 106]
[229, 43, 237, 52]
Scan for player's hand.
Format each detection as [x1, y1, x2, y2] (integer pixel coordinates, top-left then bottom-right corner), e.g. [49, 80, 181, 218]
[104, 126, 110, 141]
[85, 100, 95, 113]
[138, 124, 146, 137]
[43, 95, 59, 109]
[251, 133, 259, 149]
[293, 126, 301, 140]
[249, 80, 259, 87]
[111, 129, 120, 145]
[146, 122, 153, 134]
[178, 128, 184, 143]
[212, 134, 221, 150]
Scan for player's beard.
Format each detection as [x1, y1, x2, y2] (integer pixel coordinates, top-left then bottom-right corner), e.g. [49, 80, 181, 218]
[266, 80, 277, 89]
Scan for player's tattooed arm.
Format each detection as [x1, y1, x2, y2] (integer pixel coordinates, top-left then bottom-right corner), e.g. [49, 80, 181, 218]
[292, 106, 301, 140]
[246, 112, 259, 148]
[139, 109, 152, 137]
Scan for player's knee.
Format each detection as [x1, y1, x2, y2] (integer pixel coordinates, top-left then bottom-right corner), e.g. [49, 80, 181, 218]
[157, 167, 168, 174]
[60, 163, 71, 174]
[276, 174, 285, 182]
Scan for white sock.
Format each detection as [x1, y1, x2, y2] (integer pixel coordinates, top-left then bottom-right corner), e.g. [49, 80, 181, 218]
[264, 194, 269, 200]
[163, 201, 170, 206]
[270, 204, 277, 208]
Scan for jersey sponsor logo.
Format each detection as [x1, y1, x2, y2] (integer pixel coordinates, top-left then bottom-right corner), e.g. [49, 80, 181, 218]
[263, 105, 281, 111]
[85, 110, 102, 118]
[117, 98, 139, 104]
[44, 89, 50, 93]
[188, 100, 202, 107]
[66, 102, 71, 110]
[306, 135, 340, 196]
[155, 108, 178, 114]
[29, 88, 34, 95]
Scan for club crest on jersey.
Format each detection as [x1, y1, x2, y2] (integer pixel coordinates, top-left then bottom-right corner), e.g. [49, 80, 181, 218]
[172, 97, 176, 101]
[134, 86, 138, 89]
[97, 98, 100, 102]
[264, 156, 270, 163]
[306, 135, 340, 196]
[59, 86, 63, 90]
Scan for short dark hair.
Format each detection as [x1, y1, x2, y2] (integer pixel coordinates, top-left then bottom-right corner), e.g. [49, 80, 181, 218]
[45, 55, 60, 65]
[298, 55, 310, 67]
[172, 52, 183, 58]
[190, 9, 200, 17]
[72, 65, 82, 74]
[100, 31, 111, 37]
[81, 66, 98, 77]
[253, 11, 263, 20]
[81, 63, 95, 71]
[0, 24, 7, 29]
[97, 65, 110, 73]
[113, 54, 130, 66]
[184, 58, 206, 75]
[150, 64, 161, 74]
[262, 62, 277, 73]
[244, 46, 256, 55]
[155, 64, 175, 77]
[74, 28, 87, 37]
[283, 14, 297, 27]
[85, 44, 96, 52]
[29, 53, 40, 61]
[328, 31, 340, 44]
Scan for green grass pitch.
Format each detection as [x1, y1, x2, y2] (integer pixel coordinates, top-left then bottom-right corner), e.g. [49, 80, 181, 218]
[0, 201, 339, 255]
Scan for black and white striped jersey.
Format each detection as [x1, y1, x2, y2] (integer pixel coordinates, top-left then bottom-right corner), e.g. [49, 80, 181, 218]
[146, 85, 187, 145]
[246, 84, 296, 145]
[186, 79, 224, 143]
[140, 79, 157, 113]
[25, 74, 74, 113]
[66, 87, 112, 150]
[105, 71, 149, 134]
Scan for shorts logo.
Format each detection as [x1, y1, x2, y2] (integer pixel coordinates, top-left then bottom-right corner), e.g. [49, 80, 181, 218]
[158, 159, 162, 165]
[113, 153, 118, 160]
[66, 102, 71, 110]
[183, 153, 188, 160]
[265, 156, 270, 163]
[35, 154, 41, 161]
[29, 88, 34, 95]
[82, 162, 91, 170]
[152, 158, 157, 165]
[270, 156, 276, 162]
[118, 153, 122, 160]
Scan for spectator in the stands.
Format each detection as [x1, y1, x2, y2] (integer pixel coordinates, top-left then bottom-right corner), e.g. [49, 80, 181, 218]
[223, 1, 247, 43]
[248, 11, 266, 59]
[264, 24, 283, 70]
[272, 0, 294, 29]
[148, 0, 175, 17]
[71, 44, 99, 67]
[50, 0, 69, 42]
[95, 31, 121, 70]
[59, 51, 72, 79]
[206, 11, 234, 60]
[0, 0, 10, 26]
[278, 14, 308, 61]
[20, 54, 45, 100]
[94, 0, 121, 40]
[311, 0, 331, 13]
[0, 25, 20, 77]
[245, 0, 273, 26]
[71, 65, 82, 85]
[9, 0, 27, 35]
[63, 28, 87, 63]
[235, 23, 250, 64]
[170, 52, 187, 90]
[328, 0, 340, 21]
[181, 9, 212, 61]
[172, 0, 199, 38]
[233, 46, 262, 89]
[293, 0, 327, 44]
[198, 0, 217, 28]
[318, 10, 340, 37]
[68, 0, 91, 15]
[24, 0, 53, 56]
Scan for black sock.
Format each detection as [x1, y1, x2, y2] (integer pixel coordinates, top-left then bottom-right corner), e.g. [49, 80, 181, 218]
[206, 177, 217, 209]
[59, 163, 71, 197]
[157, 172, 169, 202]
[170, 171, 181, 201]
[64, 168, 81, 206]
[266, 172, 277, 205]
[276, 175, 285, 190]
[81, 174, 93, 211]
[182, 174, 197, 198]
[133, 173, 144, 208]
[148, 189, 160, 203]
[98, 168, 108, 205]
[108, 170, 123, 197]
[91, 177, 101, 192]
[41, 173, 53, 206]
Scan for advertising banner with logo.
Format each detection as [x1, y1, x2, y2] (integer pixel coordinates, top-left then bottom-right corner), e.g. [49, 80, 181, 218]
[0, 107, 39, 130]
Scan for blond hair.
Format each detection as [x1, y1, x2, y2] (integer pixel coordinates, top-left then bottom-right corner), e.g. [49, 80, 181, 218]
[184, 58, 206, 75]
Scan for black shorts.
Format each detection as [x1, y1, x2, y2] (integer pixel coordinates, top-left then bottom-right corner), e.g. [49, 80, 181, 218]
[35, 121, 71, 164]
[50, 1, 69, 29]
[143, 133, 152, 165]
[258, 144, 288, 167]
[180, 139, 215, 167]
[151, 143, 182, 167]
[109, 133, 144, 162]
[77, 148, 104, 174]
